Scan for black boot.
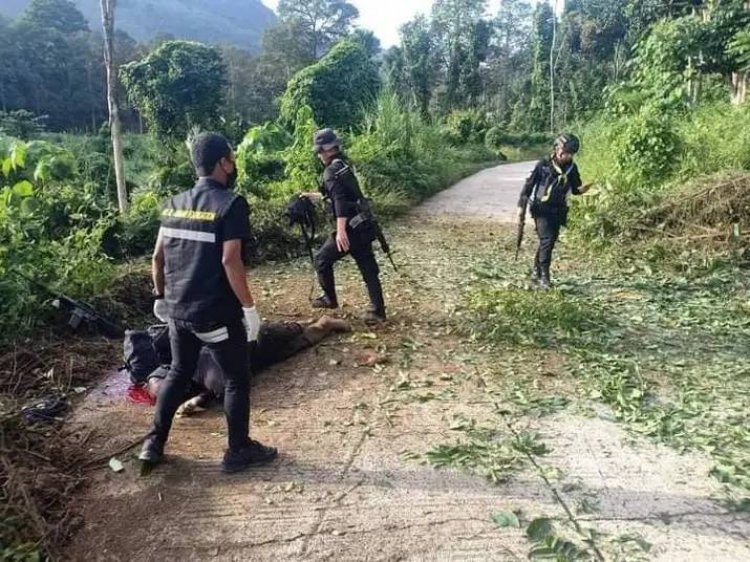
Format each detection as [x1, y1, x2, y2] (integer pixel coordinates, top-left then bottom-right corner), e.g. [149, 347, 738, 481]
[364, 280, 385, 324]
[312, 295, 338, 309]
[539, 269, 552, 290]
[138, 436, 164, 465]
[315, 268, 338, 309]
[364, 308, 386, 325]
[530, 267, 541, 283]
[222, 439, 278, 474]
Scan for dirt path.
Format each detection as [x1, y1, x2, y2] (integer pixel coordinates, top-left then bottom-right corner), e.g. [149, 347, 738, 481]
[65, 165, 750, 561]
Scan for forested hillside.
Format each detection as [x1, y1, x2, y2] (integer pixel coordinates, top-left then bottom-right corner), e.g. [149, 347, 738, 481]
[0, 0, 277, 52]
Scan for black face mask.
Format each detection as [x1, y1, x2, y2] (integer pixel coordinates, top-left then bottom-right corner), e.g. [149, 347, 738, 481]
[226, 167, 238, 190]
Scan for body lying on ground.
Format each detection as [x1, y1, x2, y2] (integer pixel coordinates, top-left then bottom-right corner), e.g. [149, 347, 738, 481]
[146, 316, 350, 415]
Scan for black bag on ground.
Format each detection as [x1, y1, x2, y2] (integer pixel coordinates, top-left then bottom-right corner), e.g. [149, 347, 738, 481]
[123, 325, 171, 384]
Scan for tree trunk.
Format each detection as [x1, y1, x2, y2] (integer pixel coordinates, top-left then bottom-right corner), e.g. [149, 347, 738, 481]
[732, 72, 748, 105]
[735, 1, 750, 105]
[100, 0, 128, 213]
[549, 0, 557, 134]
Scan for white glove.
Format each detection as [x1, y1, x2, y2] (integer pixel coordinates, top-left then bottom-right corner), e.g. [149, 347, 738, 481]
[153, 299, 169, 322]
[242, 306, 261, 342]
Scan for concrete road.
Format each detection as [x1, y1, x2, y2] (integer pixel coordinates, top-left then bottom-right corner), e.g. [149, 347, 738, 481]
[415, 161, 535, 221]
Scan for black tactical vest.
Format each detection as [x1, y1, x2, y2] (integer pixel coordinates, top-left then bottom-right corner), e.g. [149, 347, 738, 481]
[160, 178, 242, 326]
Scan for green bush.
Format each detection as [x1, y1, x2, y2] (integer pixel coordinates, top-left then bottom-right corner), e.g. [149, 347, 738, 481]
[236, 122, 292, 197]
[573, 102, 750, 248]
[0, 139, 118, 343]
[613, 109, 680, 188]
[279, 39, 380, 131]
[446, 109, 489, 144]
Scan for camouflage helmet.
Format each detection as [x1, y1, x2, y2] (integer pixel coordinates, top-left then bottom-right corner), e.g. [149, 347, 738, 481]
[554, 133, 580, 154]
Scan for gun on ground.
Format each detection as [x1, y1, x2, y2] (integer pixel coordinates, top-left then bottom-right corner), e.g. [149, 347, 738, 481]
[21, 274, 125, 339]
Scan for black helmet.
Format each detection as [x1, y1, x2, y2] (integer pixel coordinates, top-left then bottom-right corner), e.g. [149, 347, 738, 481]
[554, 133, 580, 154]
[313, 128, 342, 153]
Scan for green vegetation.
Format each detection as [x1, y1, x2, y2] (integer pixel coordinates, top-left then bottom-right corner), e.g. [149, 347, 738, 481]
[280, 40, 380, 130]
[120, 41, 227, 139]
[464, 258, 750, 510]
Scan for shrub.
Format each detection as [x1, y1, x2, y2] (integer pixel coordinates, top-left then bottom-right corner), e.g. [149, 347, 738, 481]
[572, 102, 750, 251]
[279, 39, 381, 131]
[446, 109, 488, 144]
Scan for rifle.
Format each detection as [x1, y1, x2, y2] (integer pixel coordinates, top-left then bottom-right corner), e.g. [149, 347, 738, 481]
[21, 274, 125, 339]
[515, 200, 528, 262]
[373, 221, 398, 271]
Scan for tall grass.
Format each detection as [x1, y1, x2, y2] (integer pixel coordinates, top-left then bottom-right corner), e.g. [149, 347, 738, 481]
[350, 90, 497, 207]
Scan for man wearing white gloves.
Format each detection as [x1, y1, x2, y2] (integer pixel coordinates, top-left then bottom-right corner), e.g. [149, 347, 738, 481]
[142, 132, 277, 474]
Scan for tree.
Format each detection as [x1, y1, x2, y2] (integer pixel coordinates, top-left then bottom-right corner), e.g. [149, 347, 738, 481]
[350, 29, 382, 58]
[280, 39, 380, 130]
[221, 45, 279, 127]
[20, 0, 89, 35]
[12, 0, 106, 131]
[496, 0, 533, 54]
[431, 0, 488, 111]
[99, 0, 127, 213]
[529, 2, 554, 130]
[397, 15, 436, 117]
[277, 0, 360, 60]
[120, 41, 227, 138]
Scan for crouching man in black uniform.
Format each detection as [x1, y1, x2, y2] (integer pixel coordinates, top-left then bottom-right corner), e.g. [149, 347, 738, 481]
[518, 133, 591, 289]
[302, 128, 386, 324]
[140, 132, 277, 474]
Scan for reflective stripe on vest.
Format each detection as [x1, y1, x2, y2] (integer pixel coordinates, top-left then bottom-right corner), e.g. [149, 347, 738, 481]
[160, 226, 216, 244]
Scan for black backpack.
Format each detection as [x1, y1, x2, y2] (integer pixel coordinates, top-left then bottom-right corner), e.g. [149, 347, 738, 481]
[123, 325, 171, 384]
[287, 194, 317, 263]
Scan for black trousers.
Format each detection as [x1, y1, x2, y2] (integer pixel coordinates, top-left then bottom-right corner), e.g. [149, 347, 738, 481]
[534, 215, 562, 277]
[314, 231, 385, 314]
[147, 318, 250, 451]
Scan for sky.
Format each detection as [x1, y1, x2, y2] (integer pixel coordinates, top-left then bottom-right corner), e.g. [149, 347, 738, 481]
[261, 0, 524, 48]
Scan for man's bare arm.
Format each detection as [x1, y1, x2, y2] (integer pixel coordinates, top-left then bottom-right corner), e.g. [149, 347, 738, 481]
[222, 239, 254, 308]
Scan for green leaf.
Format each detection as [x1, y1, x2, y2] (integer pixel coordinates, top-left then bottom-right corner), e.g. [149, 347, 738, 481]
[491, 510, 520, 528]
[526, 517, 553, 541]
[10, 142, 27, 170]
[11, 181, 34, 198]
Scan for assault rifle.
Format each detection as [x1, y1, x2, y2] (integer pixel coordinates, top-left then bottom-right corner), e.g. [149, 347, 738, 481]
[373, 221, 397, 271]
[515, 199, 528, 261]
[21, 274, 125, 339]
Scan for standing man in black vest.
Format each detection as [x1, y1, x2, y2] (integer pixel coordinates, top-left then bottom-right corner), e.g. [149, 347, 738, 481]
[518, 133, 591, 289]
[140, 132, 277, 473]
[302, 128, 386, 325]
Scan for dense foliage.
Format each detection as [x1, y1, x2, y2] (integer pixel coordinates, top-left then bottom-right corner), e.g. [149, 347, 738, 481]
[120, 41, 227, 139]
[280, 40, 381, 131]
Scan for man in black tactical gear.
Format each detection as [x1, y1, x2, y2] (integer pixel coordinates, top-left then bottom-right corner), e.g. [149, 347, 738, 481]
[518, 133, 591, 289]
[302, 128, 386, 325]
[140, 132, 278, 474]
